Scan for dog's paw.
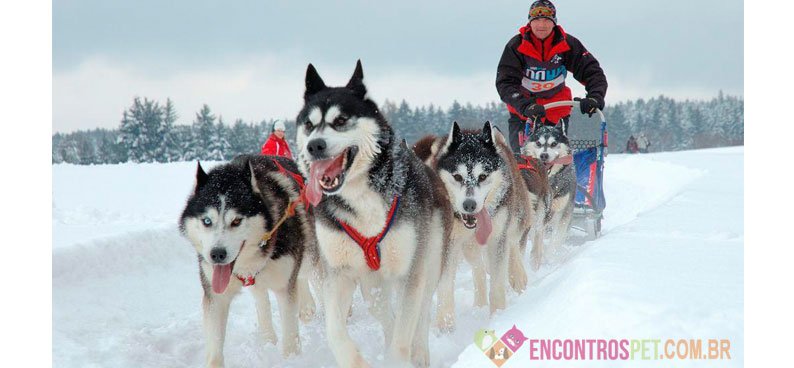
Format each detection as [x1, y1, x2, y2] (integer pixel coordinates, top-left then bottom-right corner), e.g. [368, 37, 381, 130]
[206, 356, 225, 368]
[281, 335, 301, 358]
[260, 329, 278, 346]
[473, 292, 488, 308]
[531, 255, 542, 272]
[435, 312, 456, 334]
[509, 267, 528, 293]
[412, 346, 430, 368]
[299, 302, 316, 323]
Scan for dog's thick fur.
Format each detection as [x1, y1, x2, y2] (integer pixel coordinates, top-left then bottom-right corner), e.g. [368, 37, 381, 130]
[179, 155, 317, 367]
[414, 122, 533, 331]
[521, 122, 576, 257]
[294, 61, 452, 367]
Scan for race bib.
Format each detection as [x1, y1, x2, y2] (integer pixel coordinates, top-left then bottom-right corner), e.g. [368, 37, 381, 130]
[521, 65, 567, 93]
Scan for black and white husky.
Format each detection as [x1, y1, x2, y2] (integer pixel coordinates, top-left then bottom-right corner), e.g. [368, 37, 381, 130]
[294, 60, 453, 367]
[414, 122, 532, 331]
[179, 155, 317, 367]
[521, 122, 576, 256]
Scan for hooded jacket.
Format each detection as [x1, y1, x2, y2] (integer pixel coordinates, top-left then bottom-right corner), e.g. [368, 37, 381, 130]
[496, 25, 608, 123]
[261, 133, 293, 159]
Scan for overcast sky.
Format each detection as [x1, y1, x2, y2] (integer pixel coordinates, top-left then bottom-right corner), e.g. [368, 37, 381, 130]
[53, 0, 743, 133]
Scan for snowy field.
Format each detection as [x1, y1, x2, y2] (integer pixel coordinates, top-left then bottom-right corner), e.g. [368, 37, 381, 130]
[52, 147, 743, 367]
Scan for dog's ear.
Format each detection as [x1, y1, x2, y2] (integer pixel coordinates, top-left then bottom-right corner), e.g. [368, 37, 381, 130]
[346, 59, 367, 99]
[195, 161, 208, 194]
[556, 118, 568, 136]
[304, 63, 327, 101]
[451, 121, 462, 143]
[248, 159, 262, 194]
[480, 121, 496, 148]
[440, 121, 461, 156]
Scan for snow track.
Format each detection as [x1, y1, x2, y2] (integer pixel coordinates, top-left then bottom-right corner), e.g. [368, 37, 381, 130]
[53, 148, 742, 367]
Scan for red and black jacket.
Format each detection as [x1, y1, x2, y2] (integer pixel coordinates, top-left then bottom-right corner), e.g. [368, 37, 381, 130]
[496, 25, 607, 123]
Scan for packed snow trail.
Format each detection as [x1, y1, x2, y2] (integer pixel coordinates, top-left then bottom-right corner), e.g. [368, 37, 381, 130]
[52, 147, 742, 367]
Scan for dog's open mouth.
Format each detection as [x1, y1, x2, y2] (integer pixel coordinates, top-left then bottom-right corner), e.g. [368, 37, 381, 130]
[460, 213, 478, 229]
[306, 147, 357, 206]
[210, 241, 244, 294]
[458, 208, 494, 245]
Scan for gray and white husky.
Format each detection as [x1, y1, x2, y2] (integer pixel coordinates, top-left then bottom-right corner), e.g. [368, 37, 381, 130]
[521, 121, 576, 257]
[179, 155, 317, 367]
[414, 122, 533, 331]
[294, 60, 453, 367]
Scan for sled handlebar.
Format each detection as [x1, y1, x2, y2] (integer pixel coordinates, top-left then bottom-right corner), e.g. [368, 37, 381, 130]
[542, 100, 606, 123]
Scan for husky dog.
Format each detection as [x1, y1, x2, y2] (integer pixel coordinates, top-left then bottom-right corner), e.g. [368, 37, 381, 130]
[294, 60, 452, 367]
[414, 122, 532, 331]
[514, 152, 549, 271]
[179, 155, 317, 367]
[521, 122, 576, 257]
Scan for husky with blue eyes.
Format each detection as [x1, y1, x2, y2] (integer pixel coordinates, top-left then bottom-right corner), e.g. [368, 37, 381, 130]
[179, 155, 317, 367]
[414, 121, 534, 332]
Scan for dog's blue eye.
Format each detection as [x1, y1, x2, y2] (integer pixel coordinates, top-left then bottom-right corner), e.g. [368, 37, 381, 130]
[202, 217, 212, 226]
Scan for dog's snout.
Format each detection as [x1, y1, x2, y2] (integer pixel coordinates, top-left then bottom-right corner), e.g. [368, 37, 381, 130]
[462, 199, 478, 213]
[540, 152, 549, 161]
[210, 247, 227, 263]
[307, 138, 327, 157]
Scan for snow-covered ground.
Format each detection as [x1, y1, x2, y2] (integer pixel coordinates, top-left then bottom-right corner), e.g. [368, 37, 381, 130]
[52, 147, 743, 367]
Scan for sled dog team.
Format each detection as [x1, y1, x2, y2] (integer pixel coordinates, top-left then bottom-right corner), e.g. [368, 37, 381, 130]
[179, 61, 577, 367]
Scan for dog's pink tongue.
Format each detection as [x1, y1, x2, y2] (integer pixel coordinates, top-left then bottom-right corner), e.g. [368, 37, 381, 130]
[474, 208, 493, 245]
[306, 154, 345, 207]
[212, 264, 232, 294]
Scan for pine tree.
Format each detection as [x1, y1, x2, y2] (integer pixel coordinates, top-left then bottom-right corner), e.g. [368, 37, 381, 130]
[118, 97, 165, 163]
[185, 104, 216, 160]
[207, 116, 232, 161]
[160, 98, 181, 161]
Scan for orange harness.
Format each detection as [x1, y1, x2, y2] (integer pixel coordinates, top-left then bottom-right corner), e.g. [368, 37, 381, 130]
[238, 159, 307, 287]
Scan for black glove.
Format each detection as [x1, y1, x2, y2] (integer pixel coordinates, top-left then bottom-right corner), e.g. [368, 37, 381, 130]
[575, 96, 604, 117]
[522, 103, 546, 121]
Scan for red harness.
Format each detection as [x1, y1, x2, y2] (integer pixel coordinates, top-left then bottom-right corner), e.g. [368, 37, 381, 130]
[517, 155, 540, 173]
[272, 159, 308, 209]
[336, 196, 401, 271]
[238, 159, 307, 287]
[236, 275, 256, 286]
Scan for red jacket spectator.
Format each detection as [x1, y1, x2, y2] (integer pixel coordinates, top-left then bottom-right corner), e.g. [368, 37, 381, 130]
[260, 121, 292, 159]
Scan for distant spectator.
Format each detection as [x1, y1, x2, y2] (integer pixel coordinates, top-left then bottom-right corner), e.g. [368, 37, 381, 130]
[260, 120, 292, 159]
[626, 135, 639, 154]
[637, 133, 650, 153]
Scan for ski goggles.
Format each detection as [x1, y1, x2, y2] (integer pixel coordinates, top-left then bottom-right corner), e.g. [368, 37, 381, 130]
[529, 6, 555, 18]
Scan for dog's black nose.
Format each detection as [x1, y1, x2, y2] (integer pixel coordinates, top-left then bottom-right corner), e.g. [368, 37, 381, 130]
[540, 153, 549, 161]
[210, 247, 227, 263]
[307, 138, 327, 157]
[463, 199, 477, 213]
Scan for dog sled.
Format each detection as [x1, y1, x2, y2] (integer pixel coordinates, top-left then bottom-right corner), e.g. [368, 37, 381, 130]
[521, 100, 608, 240]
